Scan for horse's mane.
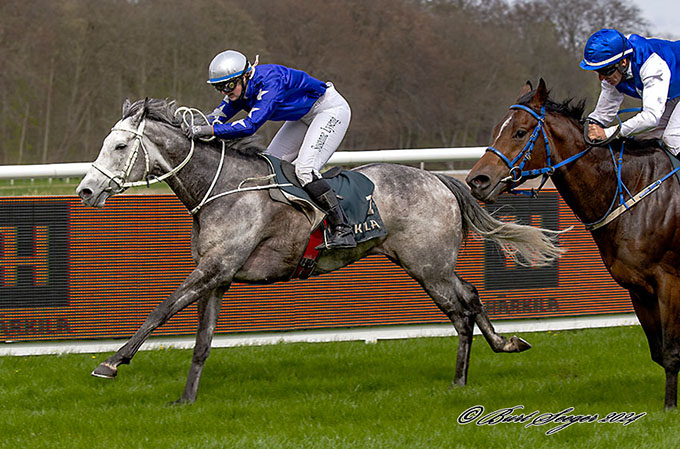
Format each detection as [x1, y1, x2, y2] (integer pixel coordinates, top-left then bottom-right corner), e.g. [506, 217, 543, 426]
[123, 98, 266, 157]
[516, 90, 586, 124]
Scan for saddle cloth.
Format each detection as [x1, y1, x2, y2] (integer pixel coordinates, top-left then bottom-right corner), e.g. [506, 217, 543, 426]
[664, 145, 680, 183]
[262, 154, 387, 244]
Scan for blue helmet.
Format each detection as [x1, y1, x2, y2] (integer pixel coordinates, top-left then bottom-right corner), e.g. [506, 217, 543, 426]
[580, 29, 633, 71]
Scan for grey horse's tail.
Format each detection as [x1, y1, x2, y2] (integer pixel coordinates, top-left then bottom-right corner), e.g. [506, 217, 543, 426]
[435, 174, 565, 267]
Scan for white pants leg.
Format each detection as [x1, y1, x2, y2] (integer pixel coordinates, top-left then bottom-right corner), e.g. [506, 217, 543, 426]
[662, 98, 680, 155]
[265, 83, 351, 186]
[266, 120, 309, 162]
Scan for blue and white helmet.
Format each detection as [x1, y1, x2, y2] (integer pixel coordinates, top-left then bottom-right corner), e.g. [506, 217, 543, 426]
[206, 50, 251, 85]
[580, 29, 633, 71]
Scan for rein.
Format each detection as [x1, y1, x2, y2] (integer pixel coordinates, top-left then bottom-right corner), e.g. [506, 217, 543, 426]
[584, 141, 680, 230]
[486, 104, 591, 197]
[92, 106, 291, 216]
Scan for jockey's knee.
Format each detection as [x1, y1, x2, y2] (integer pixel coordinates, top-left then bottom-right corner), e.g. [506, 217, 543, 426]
[295, 166, 318, 186]
[662, 133, 680, 156]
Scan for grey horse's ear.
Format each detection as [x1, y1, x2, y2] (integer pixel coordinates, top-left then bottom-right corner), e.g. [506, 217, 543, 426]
[122, 98, 132, 118]
[131, 97, 150, 127]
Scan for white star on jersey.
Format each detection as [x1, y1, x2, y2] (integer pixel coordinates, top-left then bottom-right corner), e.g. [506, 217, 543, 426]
[257, 89, 268, 100]
[232, 119, 247, 128]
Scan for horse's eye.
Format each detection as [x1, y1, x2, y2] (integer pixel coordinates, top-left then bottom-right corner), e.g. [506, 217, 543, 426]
[513, 129, 527, 139]
[115, 143, 127, 150]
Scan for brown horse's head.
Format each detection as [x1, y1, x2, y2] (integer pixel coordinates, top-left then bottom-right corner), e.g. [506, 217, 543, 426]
[466, 79, 585, 203]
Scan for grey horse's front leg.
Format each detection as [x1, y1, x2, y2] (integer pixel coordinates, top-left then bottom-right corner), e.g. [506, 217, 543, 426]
[92, 259, 228, 379]
[173, 286, 226, 404]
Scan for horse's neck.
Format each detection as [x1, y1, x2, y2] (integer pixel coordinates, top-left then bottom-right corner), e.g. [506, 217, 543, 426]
[548, 125, 622, 225]
[157, 137, 266, 212]
[551, 138, 666, 226]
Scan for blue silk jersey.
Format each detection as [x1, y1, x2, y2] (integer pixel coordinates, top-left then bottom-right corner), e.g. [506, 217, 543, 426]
[208, 64, 327, 139]
[616, 34, 680, 100]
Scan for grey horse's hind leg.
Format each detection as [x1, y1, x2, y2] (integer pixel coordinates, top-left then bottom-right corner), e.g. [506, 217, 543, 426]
[463, 275, 531, 353]
[173, 286, 226, 404]
[450, 312, 474, 386]
[429, 272, 530, 381]
[418, 272, 477, 386]
[475, 311, 531, 353]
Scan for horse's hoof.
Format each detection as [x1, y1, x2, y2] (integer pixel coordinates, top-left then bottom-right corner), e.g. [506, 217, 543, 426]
[91, 362, 118, 379]
[510, 336, 532, 352]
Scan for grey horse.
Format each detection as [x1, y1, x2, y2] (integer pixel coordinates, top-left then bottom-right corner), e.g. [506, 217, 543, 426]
[76, 98, 563, 403]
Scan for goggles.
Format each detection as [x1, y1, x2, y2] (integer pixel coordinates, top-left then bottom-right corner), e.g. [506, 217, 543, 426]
[596, 63, 619, 77]
[213, 77, 240, 94]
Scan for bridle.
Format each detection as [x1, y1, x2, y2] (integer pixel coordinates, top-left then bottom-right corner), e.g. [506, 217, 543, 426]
[486, 104, 680, 231]
[485, 104, 591, 195]
[91, 114, 196, 194]
[89, 106, 290, 216]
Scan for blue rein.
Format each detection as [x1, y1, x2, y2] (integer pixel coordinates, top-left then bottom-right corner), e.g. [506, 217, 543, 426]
[486, 104, 591, 196]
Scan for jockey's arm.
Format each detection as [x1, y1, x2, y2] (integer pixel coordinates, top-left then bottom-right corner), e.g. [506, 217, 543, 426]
[208, 98, 239, 125]
[588, 81, 624, 134]
[619, 54, 671, 137]
[212, 82, 284, 139]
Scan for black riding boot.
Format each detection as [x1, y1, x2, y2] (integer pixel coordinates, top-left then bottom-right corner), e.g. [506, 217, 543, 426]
[303, 178, 357, 250]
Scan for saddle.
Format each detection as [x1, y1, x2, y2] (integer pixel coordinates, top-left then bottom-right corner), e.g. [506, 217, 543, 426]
[261, 154, 387, 278]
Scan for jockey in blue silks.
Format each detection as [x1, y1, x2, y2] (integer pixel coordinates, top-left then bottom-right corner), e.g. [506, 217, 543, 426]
[580, 29, 680, 154]
[186, 50, 356, 250]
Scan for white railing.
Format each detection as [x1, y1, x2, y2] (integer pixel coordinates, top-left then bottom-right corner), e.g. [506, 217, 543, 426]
[0, 147, 486, 180]
[0, 146, 637, 355]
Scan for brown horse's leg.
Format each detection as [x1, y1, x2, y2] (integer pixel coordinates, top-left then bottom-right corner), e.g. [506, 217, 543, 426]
[655, 277, 680, 409]
[629, 291, 663, 365]
[173, 287, 225, 404]
[629, 290, 672, 407]
[92, 258, 228, 378]
[666, 369, 678, 410]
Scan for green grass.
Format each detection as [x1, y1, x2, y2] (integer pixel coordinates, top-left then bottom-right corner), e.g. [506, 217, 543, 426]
[0, 326, 675, 448]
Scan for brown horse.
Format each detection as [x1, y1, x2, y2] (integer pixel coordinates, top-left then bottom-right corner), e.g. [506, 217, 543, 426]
[466, 78, 680, 409]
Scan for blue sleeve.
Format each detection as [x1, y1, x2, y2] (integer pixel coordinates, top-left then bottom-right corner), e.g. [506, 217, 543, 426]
[212, 78, 285, 139]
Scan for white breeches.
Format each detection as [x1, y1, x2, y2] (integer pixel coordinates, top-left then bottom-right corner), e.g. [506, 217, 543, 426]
[265, 83, 351, 186]
[640, 96, 680, 154]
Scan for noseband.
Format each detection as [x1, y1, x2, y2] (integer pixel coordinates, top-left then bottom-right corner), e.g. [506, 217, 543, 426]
[486, 104, 591, 195]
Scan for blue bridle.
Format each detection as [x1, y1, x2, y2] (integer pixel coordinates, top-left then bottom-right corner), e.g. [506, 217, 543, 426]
[486, 104, 591, 196]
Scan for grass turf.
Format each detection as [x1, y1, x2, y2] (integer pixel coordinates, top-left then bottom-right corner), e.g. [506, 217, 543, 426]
[0, 325, 675, 448]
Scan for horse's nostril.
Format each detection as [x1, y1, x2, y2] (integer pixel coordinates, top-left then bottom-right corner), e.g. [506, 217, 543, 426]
[467, 174, 490, 190]
[79, 187, 93, 199]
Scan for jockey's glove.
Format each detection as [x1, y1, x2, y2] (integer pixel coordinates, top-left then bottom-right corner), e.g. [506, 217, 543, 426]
[185, 124, 213, 140]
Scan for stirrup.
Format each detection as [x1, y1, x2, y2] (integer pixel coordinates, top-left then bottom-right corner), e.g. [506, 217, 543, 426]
[315, 227, 357, 250]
